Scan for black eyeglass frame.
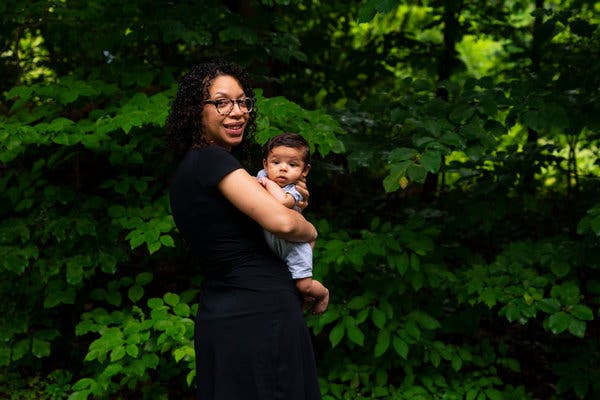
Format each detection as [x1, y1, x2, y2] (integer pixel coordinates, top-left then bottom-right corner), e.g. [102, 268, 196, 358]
[202, 98, 255, 115]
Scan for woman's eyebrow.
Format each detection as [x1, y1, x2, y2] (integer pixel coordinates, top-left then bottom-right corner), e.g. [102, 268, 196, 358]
[213, 91, 245, 98]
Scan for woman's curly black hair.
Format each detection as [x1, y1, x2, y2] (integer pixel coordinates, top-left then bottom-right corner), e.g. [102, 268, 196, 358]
[166, 60, 257, 155]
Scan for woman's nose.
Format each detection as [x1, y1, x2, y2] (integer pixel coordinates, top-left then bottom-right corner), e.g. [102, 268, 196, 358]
[229, 102, 244, 116]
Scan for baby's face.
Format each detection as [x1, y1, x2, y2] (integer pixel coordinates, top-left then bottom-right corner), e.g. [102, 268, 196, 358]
[263, 146, 308, 187]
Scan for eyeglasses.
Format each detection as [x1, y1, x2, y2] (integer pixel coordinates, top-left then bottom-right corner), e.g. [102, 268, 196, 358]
[202, 98, 254, 115]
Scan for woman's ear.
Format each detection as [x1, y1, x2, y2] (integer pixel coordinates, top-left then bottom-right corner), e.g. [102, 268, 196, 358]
[302, 163, 311, 177]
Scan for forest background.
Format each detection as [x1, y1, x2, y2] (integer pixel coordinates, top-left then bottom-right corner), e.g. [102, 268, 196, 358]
[1, 0, 600, 399]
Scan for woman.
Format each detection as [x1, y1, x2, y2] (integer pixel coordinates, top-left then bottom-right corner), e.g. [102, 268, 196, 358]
[167, 60, 326, 400]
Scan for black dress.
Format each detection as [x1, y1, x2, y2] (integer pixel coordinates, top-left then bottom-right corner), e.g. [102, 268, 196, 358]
[169, 145, 321, 400]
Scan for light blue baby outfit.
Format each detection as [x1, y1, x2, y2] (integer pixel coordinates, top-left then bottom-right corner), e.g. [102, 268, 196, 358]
[257, 169, 313, 279]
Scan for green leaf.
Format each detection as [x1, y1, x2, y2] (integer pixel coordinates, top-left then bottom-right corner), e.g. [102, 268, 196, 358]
[550, 260, 570, 277]
[164, 292, 180, 306]
[410, 252, 421, 271]
[7, 85, 33, 108]
[48, 117, 75, 132]
[405, 321, 421, 340]
[129, 232, 145, 249]
[522, 110, 543, 130]
[347, 295, 373, 310]
[449, 102, 475, 123]
[0, 346, 9, 367]
[410, 271, 425, 292]
[71, 378, 96, 391]
[374, 329, 390, 357]
[186, 370, 195, 388]
[485, 388, 504, 400]
[451, 354, 462, 371]
[407, 163, 428, 183]
[128, 285, 144, 303]
[101, 363, 123, 379]
[537, 298, 561, 314]
[147, 240, 162, 254]
[98, 252, 117, 274]
[484, 119, 505, 137]
[568, 319, 586, 338]
[569, 304, 594, 321]
[329, 322, 345, 347]
[53, 132, 80, 146]
[389, 147, 418, 163]
[136, 272, 153, 286]
[390, 252, 409, 275]
[551, 282, 580, 306]
[383, 161, 411, 192]
[392, 336, 409, 359]
[356, 308, 370, 324]
[44, 284, 76, 308]
[466, 388, 479, 400]
[541, 103, 569, 129]
[409, 310, 440, 330]
[345, 320, 365, 346]
[65, 258, 84, 285]
[548, 311, 572, 334]
[420, 150, 442, 173]
[357, 0, 378, 22]
[110, 346, 126, 362]
[126, 344, 139, 357]
[12, 339, 30, 361]
[440, 132, 464, 148]
[317, 307, 340, 326]
[505, 303, 521, 322]
[148, 298, 164, 309]
[31, 338, 51, 358]
[371, 307, 387, 329]
[159, 234, 175, 247]
[174, 302, 191, 317]
[108, 205, 127, 218]
[430, 350, 441, 367]
[502, 357, 521, 372]
[174, 345, 195, 362]
[106, 291, 122, 307]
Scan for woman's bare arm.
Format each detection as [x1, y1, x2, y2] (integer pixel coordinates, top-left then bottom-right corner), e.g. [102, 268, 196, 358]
[219, 169, 317, 242]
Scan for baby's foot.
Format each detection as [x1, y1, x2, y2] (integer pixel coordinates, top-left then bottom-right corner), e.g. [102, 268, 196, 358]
[312, 290, 329, 314]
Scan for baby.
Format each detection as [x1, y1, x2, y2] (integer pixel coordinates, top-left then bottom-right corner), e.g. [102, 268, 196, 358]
[257, 133, 329, 313]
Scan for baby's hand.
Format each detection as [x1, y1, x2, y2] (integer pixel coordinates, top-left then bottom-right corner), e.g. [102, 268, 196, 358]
[258, 177, 291, 205]
[257, 176, 269, 188]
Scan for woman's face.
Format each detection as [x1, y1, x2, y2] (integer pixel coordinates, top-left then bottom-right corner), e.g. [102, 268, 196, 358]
[201, 75, 250, 150]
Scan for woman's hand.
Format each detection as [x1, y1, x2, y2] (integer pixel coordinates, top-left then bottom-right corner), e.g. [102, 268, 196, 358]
[295, 175, 310, 212]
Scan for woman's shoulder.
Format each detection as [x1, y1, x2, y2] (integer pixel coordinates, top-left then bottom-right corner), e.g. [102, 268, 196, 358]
[187, 145, 239, 164]
[183, 145, 243, 185]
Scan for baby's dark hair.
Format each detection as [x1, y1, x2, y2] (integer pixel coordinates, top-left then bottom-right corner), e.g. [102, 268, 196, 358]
[166, 60, 256, 154]
[262, 132, 311, 165]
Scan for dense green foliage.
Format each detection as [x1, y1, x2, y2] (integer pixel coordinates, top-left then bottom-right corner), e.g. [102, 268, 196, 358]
[1, 0, 599, 399]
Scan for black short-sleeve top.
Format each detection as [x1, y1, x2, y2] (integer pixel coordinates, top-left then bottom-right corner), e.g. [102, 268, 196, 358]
[169, 145, 298, 318]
